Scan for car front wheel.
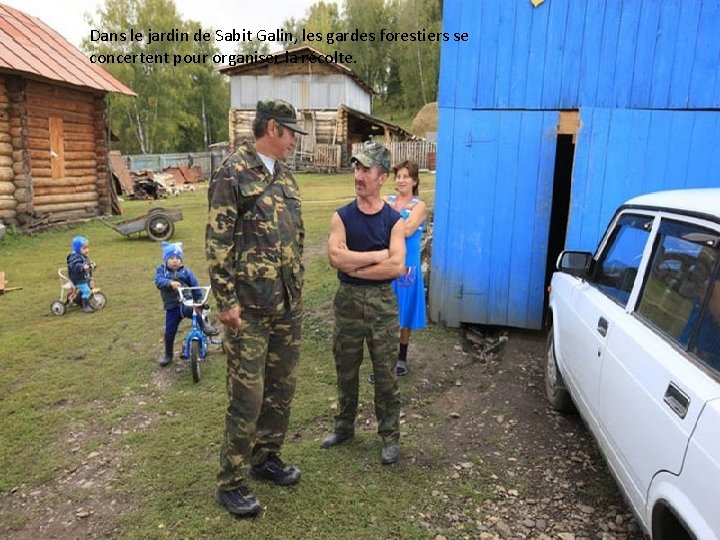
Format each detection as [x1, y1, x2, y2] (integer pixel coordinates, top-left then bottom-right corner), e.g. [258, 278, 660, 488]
[545, 327, 574, 413]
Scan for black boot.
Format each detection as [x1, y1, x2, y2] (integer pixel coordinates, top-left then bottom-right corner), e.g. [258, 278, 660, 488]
[81, 298, 94, 313]
[159, 334, 174, 367]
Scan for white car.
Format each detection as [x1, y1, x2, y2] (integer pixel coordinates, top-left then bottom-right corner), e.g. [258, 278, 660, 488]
[546, 188, 720, 540]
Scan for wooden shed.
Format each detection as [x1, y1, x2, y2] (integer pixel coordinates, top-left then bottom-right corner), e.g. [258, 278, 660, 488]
[220, 45, 411, 170]
[0, 3, 135, 230]
[431, 0, 720, 330]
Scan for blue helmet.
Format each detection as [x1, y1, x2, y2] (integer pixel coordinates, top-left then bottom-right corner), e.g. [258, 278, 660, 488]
[71, 236, 89, 254]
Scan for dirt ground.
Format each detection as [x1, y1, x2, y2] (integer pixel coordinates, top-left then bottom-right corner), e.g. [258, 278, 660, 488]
[2, 326, 646, 539]
[400, 326, 646, 540]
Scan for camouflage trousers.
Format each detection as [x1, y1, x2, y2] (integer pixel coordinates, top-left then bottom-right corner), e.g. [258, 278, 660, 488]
[332, 282, 400, 442]
[217, 307, 301, 490]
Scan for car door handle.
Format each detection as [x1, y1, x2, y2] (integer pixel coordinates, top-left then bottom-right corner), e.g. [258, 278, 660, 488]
[597, 317, 608, 337]
[663, 382, 689, 419]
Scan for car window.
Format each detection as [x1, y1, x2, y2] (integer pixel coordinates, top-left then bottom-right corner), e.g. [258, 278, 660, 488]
[593, 214, 653, 306]
[637, 219, 720, 373]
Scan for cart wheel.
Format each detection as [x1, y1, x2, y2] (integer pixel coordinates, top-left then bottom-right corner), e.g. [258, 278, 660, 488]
[190, 340, 201, 383]
[90, 292, 107, 311]
[50, 300, 66, 316]
[146, 213, 174, 241]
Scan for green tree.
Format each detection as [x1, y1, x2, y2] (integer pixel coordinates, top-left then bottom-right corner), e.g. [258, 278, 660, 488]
[235, 40, 271, 56]
[281, 2, 341, 54]
[392, 0, 442, 108]
[84, 0, 228, 153]
[341, 0, 391, 92]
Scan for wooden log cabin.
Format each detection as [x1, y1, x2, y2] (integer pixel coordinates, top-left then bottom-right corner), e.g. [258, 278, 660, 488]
[220, 46, 411, 170]
[0, 3, 134, 229]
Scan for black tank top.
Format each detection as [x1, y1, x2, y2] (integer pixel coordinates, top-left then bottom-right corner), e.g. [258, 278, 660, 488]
[337, 200, 401, 286]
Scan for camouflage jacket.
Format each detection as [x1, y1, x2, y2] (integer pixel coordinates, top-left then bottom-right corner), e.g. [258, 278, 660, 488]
[206, 140, 304, 314]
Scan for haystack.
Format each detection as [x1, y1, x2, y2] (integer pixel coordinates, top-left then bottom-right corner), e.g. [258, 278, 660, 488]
[411, 102, 438, 137]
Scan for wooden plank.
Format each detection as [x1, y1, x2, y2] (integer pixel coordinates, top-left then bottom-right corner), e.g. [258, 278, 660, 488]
[541, 0, 569, 107]
[557, 111, 579, 136]
[524, 0, 551, 107]
[689, 1, 720, 107]
[34, 192, 98, 205]
[32, 176, 96, 188]
[49, 116, 65, 181]
[0, 180, 14, 195]
[33, 200, 98, 214]
[26, 105, 93, 124]
[649, 1, 682, 107]
[630, 3, 661, 107]
[578, 2, 605, 104]
[557, 0, 583, 106]
[476, 1, 499, 108]
[595, 0, 622, 107]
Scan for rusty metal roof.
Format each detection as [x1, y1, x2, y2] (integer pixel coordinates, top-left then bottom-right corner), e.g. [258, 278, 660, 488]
[0, 3, 135, 95]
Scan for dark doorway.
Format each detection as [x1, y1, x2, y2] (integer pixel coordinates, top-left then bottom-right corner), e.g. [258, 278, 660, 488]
[543, 133, 575, 323]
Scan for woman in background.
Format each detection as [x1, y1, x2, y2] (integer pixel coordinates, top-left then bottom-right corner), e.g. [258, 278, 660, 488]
[382, 160, 428, 377]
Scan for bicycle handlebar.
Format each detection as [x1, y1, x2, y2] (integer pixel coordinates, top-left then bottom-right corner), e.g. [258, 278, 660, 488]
[177, 285, 212, 307]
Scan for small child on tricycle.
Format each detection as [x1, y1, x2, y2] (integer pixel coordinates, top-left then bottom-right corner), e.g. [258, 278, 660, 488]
[51, 235, 107, 316]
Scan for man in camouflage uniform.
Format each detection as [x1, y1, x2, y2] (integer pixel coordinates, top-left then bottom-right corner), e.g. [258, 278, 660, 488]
[206, 99, 306, 518]
[321, 141, 406, 465]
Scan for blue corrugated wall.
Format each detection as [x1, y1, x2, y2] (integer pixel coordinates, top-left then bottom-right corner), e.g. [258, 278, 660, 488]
[439, 0, 720, 110]
[568, 109, 720, 252]
[432, 0, 720, 329]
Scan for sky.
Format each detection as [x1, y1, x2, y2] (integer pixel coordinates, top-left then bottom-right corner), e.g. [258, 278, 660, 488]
[2, 0, 340, 54]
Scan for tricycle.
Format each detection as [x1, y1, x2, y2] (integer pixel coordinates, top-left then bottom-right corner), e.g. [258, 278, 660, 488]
[100, 207, 183, 242]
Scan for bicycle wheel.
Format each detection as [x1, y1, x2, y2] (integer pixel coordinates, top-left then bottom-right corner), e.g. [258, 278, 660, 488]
[189, 340, 201, 383]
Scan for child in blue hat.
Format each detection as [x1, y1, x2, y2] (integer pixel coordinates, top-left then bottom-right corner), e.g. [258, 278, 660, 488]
[67, 236, 96, 313]
[154, 242, 217, 367]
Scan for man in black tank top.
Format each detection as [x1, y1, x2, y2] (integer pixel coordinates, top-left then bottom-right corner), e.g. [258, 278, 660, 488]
[321, 141, 406, 465]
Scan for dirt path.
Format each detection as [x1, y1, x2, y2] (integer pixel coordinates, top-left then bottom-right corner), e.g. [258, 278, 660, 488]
[402, 327, 645, 539]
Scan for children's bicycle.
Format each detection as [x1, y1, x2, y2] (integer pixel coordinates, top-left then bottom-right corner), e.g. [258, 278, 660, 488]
[177, 286, 220, 383]
[50, 266, 107, 316]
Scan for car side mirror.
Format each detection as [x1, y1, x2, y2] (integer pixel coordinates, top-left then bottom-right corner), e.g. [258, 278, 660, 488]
[557, 250, 593, 277]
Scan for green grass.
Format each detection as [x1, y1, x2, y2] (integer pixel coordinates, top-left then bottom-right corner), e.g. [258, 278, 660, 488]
[0, 172, 478, 539]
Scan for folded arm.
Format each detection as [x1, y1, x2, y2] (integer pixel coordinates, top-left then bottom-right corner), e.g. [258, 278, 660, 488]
[328, 212, 390, 273]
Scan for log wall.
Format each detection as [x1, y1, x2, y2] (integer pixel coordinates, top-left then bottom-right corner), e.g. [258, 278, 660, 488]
[0, 76, 16, 223]
[24, 80, 105, 223]
[229, 108, 343, 151]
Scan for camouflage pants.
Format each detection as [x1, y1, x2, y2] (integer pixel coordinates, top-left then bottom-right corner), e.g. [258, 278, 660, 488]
[217, 308, 301, 490]
[332, 282, 400, 442]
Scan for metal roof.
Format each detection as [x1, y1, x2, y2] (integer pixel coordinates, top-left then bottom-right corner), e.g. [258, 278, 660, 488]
[219, 45, 374, 96]
[0, 3, 135, 96]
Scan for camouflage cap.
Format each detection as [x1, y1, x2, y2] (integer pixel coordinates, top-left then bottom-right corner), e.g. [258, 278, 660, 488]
[256, 99, 308, 135]
[350, 140, 391, 172]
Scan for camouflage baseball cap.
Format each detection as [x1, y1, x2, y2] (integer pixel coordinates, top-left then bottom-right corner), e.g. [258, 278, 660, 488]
[256, 99, 308, 135]
[351, 140, 391, 172]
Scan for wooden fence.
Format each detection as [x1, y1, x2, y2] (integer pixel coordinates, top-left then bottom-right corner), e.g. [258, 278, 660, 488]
[351, 141, 437, 170]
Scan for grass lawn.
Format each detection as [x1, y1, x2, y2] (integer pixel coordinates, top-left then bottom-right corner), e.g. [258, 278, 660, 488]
[0, 172, 486, 539]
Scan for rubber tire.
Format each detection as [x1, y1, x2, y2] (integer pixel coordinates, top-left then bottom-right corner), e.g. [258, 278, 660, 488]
[145, 213, 174, 242]
[90, 292, 107, 311]
[190, 340, 201, 383]
[50, 300, 66, 316]
[545, 328, 574, 413]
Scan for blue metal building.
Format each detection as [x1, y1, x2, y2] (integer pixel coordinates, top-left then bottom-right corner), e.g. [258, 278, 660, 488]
[431, 0, 720, 330]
